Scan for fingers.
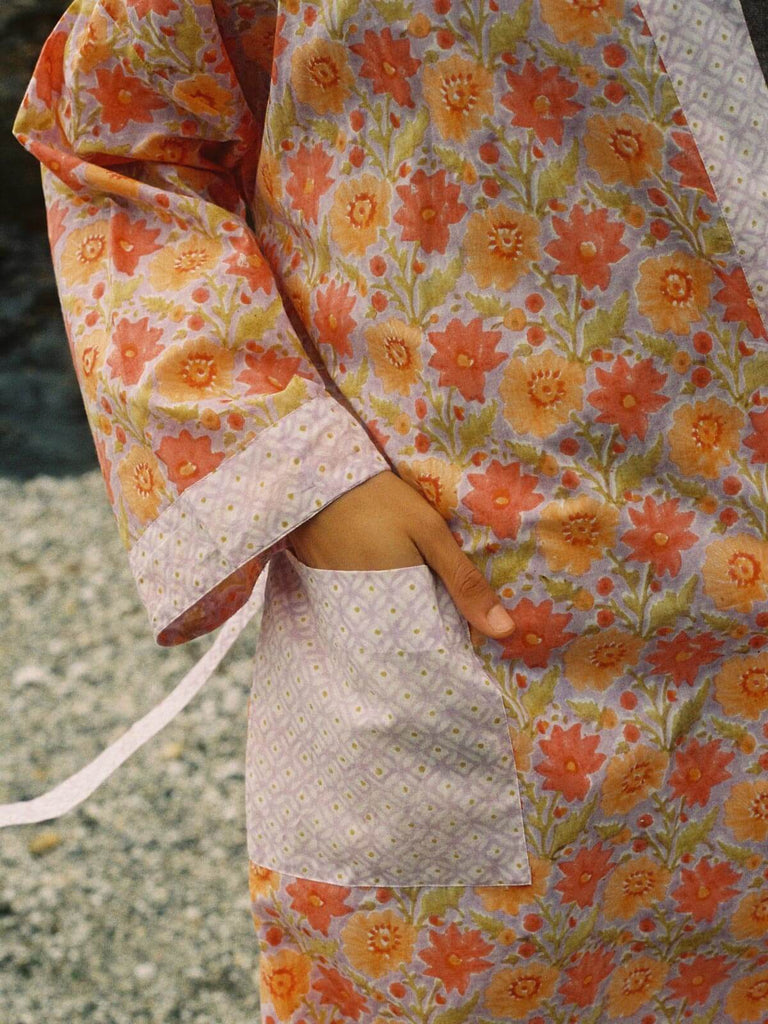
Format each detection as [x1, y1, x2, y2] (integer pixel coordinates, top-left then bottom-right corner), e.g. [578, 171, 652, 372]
[411, 512, 515, 641]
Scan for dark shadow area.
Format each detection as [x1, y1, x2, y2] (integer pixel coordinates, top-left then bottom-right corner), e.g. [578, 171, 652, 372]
[1, 1, 766, 480]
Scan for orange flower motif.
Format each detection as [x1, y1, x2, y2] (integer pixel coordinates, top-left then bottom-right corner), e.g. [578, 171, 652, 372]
[149, 236, 222, 291]
[558, 947, 615, 1007]
[535, 722, 605, 801]
[418, 921, 494, 995]
[603, 856, 671, 921]
[117, 445, 164, 524]
[394, 169, 467, 256]
[484, 961, 560, 1017]
[646, 629, 723, 687]
[668, 397, 744, 479]
[501, 60, 583, 146]
[714, 653, 768, 720]
[667, 954, 731, 1006]
[746, 405, 768, 464]
[725, 780, 768, 842]
[604, 955, 668, 1018]
[349, 26, 421, 108]
[585, 112, 663, 187]
[154, 339, 234, 403]
[724, 968, 768, 1023]
[540, 0, 623, 46]
[464, 458, 544, 540]
[731, 890, 768, 939]
[109, 211, 162, 276]
[620, 495, 698, 578]
[311, 964, 370, 1020]
[86, 64, 165, 133]
[107, 316, 165, 386]
[236, 347, 303, 396]
[171, 74, 234, 119]
[535, 495, 619, 574]
[248, 860, 279, 900]
[500, 597, 576, 669]
[500, 351, 586, 439]
[256, 146, 284, 209]
[636, 252, 713, 335]
[563, 627, 643, 692]
[315, 279, 358, 358]
[365, 318, 423, 395]
[60, 222, 109, 286]
[476, 855, 551, 914]
[33, 28, 66, 106]
[75, 329, 108, 401]
[464, 204, 540, 290]
[671, 857, 741, 922]
[601, 745, 669, 815]
[285, 878, 353, 935]
[329, 174, 391, 256]
[398, 456, 461, 519]
[340, 908, 416, 979]
[545, 205, 629, 290]
[669, 737, 734, 806]
[588, 354, 669, 442]
[285, 142, 335, 224]
[426, 317, 506, 401]
[702, 534, 768, 612]
[714, 265, 767, 341]
[554, 842, 613, 908]
[423, 54, 494, 143]
[259, 948, 312, 1022]
[156, 429, 225, 494]
[291, 38, 354, 115]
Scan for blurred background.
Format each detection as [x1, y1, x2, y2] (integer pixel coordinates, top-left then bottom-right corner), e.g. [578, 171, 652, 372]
[0, 1, 766, 1022]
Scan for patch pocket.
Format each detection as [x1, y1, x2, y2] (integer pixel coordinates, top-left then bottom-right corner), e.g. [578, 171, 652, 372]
[245, 548, 531, 887]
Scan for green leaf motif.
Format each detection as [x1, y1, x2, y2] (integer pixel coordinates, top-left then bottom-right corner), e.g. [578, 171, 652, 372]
[469, 909, 509, 939]
[636, 331, 677, 363]
[582, 291, 629, 355]
[717, 839, 761, 867]
[566, 699, 603, 725]
[341, 360, 369, 401]
[587, 182, 632, 214]
[595, 820, 626, 840]
[550, 796, 598, 856]
[712, 717, 748, 743]
[521, 666, 559, 719]
[418, 255, 463, 319]
[459, 403, 498, 453]
[562, 906, 599, 958]
[536, 137, 579, 214]
[664, 472, 709, 501]
[370, 393, 404, 427]
[743, 352, 768, 396]
[702, 611, 741, 634]
[647, 574, 698, 638]
[467, 293, 509, 318]
[539, 39, 583, 73]
[488, 1, 532, 59]
[657, 77, 680, 125]
[676, 806, 719, 857]
[374, 0, 413, 21]
[539, 575, 581, 603]
[489, 537, 536, 591]
[417, 886, 464, 925]
[269, 85, 297, 148]
[310, 119, 340, 145]
[702, 217, 733, 256]
[614, 434, 664, 495]
[335, 0, 361, 29]
[392, 106, 430, 169]
[235, 297, 283, 344]
[503, 439, 543, 466]
[314, 218, 331, 278]
[435, 144, 466, 176]
[669, 677, 710, 747]
[433, 993, 481, 1024]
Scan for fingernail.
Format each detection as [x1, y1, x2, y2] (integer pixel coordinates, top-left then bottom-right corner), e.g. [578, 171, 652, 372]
[487, 604, 515, 634]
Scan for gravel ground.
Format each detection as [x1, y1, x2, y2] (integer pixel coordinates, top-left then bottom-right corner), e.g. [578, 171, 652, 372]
[0, 472, 263, 1023]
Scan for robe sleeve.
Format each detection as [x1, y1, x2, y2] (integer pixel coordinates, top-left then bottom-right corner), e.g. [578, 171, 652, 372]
[12, 0, 389, 646]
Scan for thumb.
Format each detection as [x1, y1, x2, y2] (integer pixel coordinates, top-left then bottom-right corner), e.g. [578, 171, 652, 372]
[412, 515, 516, 640]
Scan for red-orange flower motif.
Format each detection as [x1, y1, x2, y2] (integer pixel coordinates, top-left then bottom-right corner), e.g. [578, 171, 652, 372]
[236, 347, 304, 395]
[559, 947, 615, 1007]
[285, 142, 335, 224]
[555, 842, 613, 908]
[669, 738, 734, 807]
[544, 205, 629, 291]
[500, 596, 577, 669]
[127, 0, 178, 15]
[671, 858, 741, 922]
[464, 459, 544, 540]
[106, 316, 164, 385]
[33, 29, 66, 107]
[745, 406, 768, 464]
[427, 317, 506, 401]
[394, 168, 467, 255]
[157, 429, 224, 493]
[312, 964, 369, 1021]
[350, 27, 421, 107]
[418, 922, 495, 995]
[110, 211, 163, 275]
[314, 279, 357, 357]
[224, 234, 274, 294]
[87, 64, 165, 133]
[285, 878, 353, 935]
[666, 954, 731, 1006]
[588, 354, 669, 441]
[501, 60, 584, 146]
[621, 495, 698, 578]
[535, 722, 606, 801]
[646, 630, 724, 687]
[669, 131, 717, 202]
[713, 265, 767, 341]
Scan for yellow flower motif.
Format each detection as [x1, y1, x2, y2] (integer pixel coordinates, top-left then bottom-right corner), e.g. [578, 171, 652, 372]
[731, 890, 768, 939]
[725, 780, 768, 842]
[365, 318, 423, 396]
[668, 397, 744, 479]
[248, 860, 279, 900]
[540, 0, 623, 46]
[149, 236, 222, 291]
[423, 54, 494, 143]
[604, 955, 668, 1018]
[340, 908, 416, 980]
[601, 745, 669, 816]
[171, 74, 234, 119]
[464, 204, 540, 290]
[603, 856, 671, 921]
[397, 456, 461, 519]
[535, 494, 620, 575]
[60, 222, 109, 287]
[585, 112, 663, 187]
[725, 968, 768, 1023]
[702, 533, 768, 612]
[329, 174, 391, 256]
[117, 445, 164, 525]
[75, 329, 107, 402]
[291, 37, 354, 115]
[635, 252, 713, 335]
[484, 962, 560, 1017]
[500, 350, 585, 438]
[714, 653, 768, 721]
[476, 855, 551, 915]
[564, 627, 643, 692]
[154, 339, 235, 403]
[259, 948, 311, 1021]
[76, 9, 113, 74]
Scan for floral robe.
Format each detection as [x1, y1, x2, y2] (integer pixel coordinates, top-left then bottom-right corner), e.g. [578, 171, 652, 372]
[9, 0, 768, 1019]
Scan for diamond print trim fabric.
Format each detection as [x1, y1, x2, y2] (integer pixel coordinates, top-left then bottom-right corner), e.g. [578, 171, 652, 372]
[245, 550, 531, 886]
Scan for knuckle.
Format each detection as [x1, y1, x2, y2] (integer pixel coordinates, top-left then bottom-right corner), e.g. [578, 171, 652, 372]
[450, 560, 490, 601]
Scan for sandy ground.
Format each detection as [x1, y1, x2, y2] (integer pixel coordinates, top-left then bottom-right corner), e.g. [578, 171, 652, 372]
[0, 472, 262, 1023]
